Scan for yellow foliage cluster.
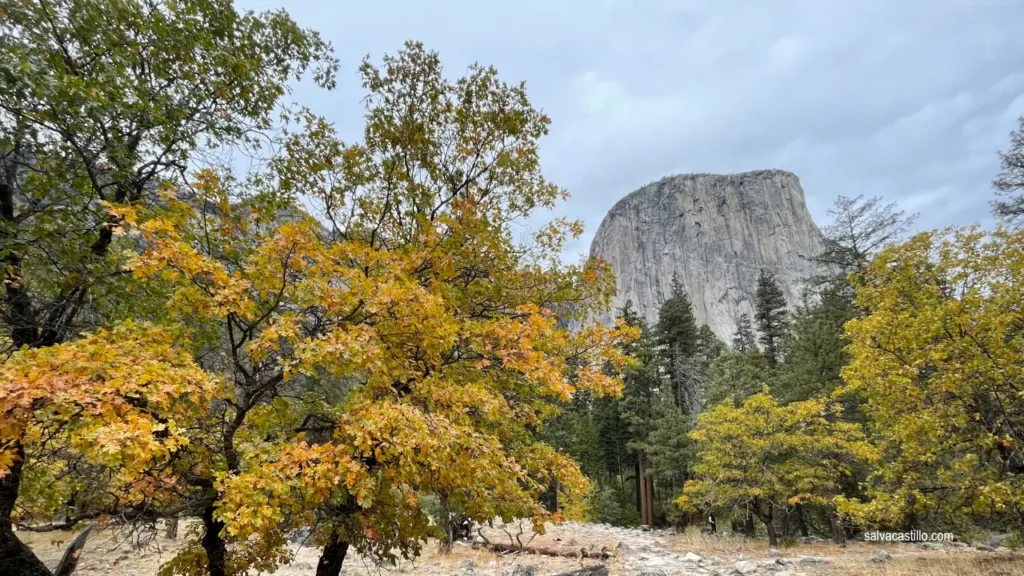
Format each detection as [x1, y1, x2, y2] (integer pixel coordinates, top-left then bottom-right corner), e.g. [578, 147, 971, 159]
[3, 42, 633, 575]
[838, 226, 1024, 527]
[678, 392, 876, 518]
[0, 322, 219, 520]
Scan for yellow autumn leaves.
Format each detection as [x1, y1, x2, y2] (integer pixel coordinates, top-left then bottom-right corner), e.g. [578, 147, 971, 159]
[838, 226, 1024, 527]
[678, 392, 876, 520]
[0, 323, 219, 520]
[680, 225, 1024, 535]
[2, 41, 636, 576]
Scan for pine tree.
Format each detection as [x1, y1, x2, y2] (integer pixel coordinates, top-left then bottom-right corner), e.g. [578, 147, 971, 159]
[754, 270, 790, 366]
[696, 325, 726, 362]
[815, 195, 917, 279]
[657, 273, 699, 409]
[704, 349, 767, 407]
[774, 285, 857, 403]
[657, 274, 699, 356]
[992, 116, 1024, 226]
[731, 313, 757, 353]
[616, 301, 662, 526]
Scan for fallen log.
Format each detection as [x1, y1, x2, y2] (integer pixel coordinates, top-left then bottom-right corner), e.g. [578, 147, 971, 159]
[551, 566, 608, 576]
[477, 542, 614, 560]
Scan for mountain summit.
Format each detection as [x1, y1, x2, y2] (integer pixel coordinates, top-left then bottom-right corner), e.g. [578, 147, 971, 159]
[590, 169, 826, 340]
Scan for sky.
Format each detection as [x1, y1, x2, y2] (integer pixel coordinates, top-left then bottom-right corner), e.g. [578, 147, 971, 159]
[241, 0, 1024, 260]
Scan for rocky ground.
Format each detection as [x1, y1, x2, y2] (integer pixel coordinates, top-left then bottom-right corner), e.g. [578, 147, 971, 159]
[19, 520, 1024, 576]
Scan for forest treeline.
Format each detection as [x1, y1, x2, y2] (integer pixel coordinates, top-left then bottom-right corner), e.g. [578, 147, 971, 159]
[0, 2, 1023, 576]
[544, 169, 1024, 549]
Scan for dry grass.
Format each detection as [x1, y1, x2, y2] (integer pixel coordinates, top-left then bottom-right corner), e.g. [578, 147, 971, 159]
[660, 529, 915, 557]
[829, 554, 1024, 576]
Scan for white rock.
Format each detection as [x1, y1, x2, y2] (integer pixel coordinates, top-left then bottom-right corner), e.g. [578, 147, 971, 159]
[734, 559, 759, 574]
[684, 552, 703, 562]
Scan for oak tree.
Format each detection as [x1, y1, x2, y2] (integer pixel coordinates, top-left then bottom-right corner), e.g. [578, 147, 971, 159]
[679, 393, 875, 547]
[118, 43, 633, 576]
[838, 227, 1024, 533]
[0, 0, 336, 572]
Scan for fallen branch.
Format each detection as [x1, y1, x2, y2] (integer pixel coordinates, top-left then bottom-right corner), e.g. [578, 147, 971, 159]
[478, 541, 614, 560]
[54, 524, 94, 576]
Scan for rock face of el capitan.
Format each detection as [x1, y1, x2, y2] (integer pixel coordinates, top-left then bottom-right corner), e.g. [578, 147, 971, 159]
[589, 169, 827, 341]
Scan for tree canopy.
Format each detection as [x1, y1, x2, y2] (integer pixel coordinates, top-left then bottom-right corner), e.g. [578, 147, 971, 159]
[838, 226, 1024, 532]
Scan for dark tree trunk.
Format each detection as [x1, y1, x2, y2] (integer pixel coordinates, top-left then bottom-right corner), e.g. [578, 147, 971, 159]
[201, 503, 228, 576]
[634, 459, 641, 514]
[638, 462, 648, 525]
[0, 441, 52, 576]
[644, 473, 655, 527]
[900, 493, 918, 531]
[53, 524, 93, 576]
[438, 517, 453, 555]
[743, 508, 756, 537]
[754, 500, 778, 548]
[829, 508, 847, 545]
[638, 457, 653, 527]
[316, 534, 350, 576]
[0, 169, 99, 576]
[0, 523, 53, 576]
[765, 517, 779, 548]
[0, 518, 93, 576]
[794, 504, 809, 537]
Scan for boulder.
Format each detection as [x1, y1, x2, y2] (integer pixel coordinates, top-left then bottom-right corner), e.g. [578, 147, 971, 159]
[734, 559, 759, 574]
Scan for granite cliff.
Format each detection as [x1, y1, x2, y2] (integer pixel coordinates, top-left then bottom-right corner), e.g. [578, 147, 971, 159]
[589, 169, 827, 341]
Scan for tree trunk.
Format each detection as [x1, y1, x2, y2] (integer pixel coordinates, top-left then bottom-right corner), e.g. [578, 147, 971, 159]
[765, 517, 779, 548]
[754, 500, 778, 548]
[795, 504, 809, 538]
[638, 456, 653, 527]
[0, 441, 52, 576]
[900, 493, 918, 531]
[743, 508, 755, 537]
[644, 473, 655, 527]
[438, 517, 454, 555]
[316, 534, 350, 576]
[0, 520, 93, 576]
[829, 508, 847, 545]
[201, 503, 228, 576]
[634, 460, 641, 514]
[0, 523, 53, 576]
[53, 524, 93, 576]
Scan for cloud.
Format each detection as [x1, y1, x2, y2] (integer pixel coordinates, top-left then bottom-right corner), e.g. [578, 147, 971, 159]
[767, 36, 808, 72]
[241, 0, 1024, 259]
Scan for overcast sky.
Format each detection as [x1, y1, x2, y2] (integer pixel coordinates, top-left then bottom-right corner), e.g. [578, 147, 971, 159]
[242, 0, 1024, 260]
